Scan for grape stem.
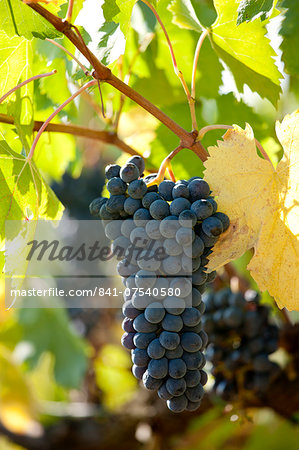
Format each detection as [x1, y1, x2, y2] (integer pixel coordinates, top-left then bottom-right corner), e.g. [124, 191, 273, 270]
[27, 80, 97, 160]
[198, 124, 274, 167]
[46, 38, 89, 74]
[191, 29, 209, 100]
[65, 0, 74, 22]
[141, 0, 198, 131]
[0, 70, 57, 105]
[146, 145, 183, 186]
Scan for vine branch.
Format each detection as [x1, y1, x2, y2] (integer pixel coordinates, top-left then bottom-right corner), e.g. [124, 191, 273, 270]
[0, 113, 144, 158]
[26, 1, 207, 161]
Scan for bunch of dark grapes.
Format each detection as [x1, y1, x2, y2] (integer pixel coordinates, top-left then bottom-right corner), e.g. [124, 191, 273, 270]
[90, 155, 229, 412]
[203, 288, 280, 398]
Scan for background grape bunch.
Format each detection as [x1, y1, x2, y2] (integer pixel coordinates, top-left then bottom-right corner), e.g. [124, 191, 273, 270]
[203, 288, 281, 398]
[90, 155, 229, 412]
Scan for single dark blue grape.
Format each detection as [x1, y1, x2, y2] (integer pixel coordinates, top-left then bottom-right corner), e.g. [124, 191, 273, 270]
[188, 179, 210, 201]
[206, 271, 217, 283]
[133, 208, 152, 226]
[200, 370, 208, 386]
[142, 371, 163, 390]
[182, 351, 205, 370]
[105, 164, 120, 179]
[192, 257, 201, 272]
[124, 197, 142, 215]
[202, 216, 223, 237]
[111, 236, 130, 259]
[142, 192, 161, 209]
[199, 330, 208, 348]
[121, 332, 135, 350]
[144, 302, 166, 323]
[150, 199, 170, 220]
[165, 345, 183, 360]
[120, 219, 135, 239]
[196, 227, 219, 247]
[130, 227, 149, 246]
[186, 400, 201, 411]
[107, 177, 127, 195]
[176, 227, 194, 247]
[100, 204, 119, 220]
[206, 197, 218, 213]
[164, 238, 182, 256]
[106, 195, 126, 213]
[185, 369, 201, 387]
[181, 308, 201, 327]
[131, 348, 150, 366]
[132, 364, 147, 380]
[132, 293, 152, 309]
[158, 383, 173, 400]
[122, 317, 135, 333]
[191, 236, 205, 258]
[122, 300, 142, 319]
[158, 180, 175, 201]
[166, 377, 186, 396]
[133, 332, 156, 349]
[191, 199, 213, 220]
[128, 179, 147, 199]
[120, 163, 140, 183]
[162, 256, 182, 275]
[135, 270, 156, 289]
[159, 331, 180, 350]
[213, 212, 230, 232]
[181, 332, 202, 352]
[133, 313, 158, 332]
[192, 288, 202, 307]
[170, 198, 191, 216]
[183, 323, 203, 333]
[145, 220, 163, 239]
[160, 216, 180, 238]
[172, 183, 189, 199]
[104, 220, 122, 240]
[147, 338, 165, 359]
[137, 249, 161, 271]
[162, 313, 183, 332]
[117, 259, 136, 277]
[179, 209, 197, 228]
[126, 155, 145, 175]
[192, 268, 208, 286]
[185, 383, 204, 402]
[167, 394, 188, 412]
[169, 358, 187, 379]
[148, 357, 168, 379]
[89, 197, 107, 217]
[163, 296, 185, 315]
[169, 278, 192, 298]
[228, 291, 245, 307]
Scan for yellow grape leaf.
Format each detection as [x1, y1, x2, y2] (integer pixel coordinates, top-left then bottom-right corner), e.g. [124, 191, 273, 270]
[204, 110, 299, 311]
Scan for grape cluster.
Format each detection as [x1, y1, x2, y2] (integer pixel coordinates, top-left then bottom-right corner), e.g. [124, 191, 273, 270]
[203, 288, 280, 398]
[90, 155, 229, 412]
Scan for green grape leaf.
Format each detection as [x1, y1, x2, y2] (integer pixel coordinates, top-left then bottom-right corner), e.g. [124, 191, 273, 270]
[33, 130, 76, 182]
[210, 0, 282, 104]
[280, 0, 299, 88]
[18, 307, 88, 388]
[0, 136, 64, 245]
[168, 0, 203, 32]
[0, 0, 61, 40]
[102, 0, 137, 36]
[237, 0, 274, 24]
[0, 32, 32, 100]
[97, 21, 125, 65]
